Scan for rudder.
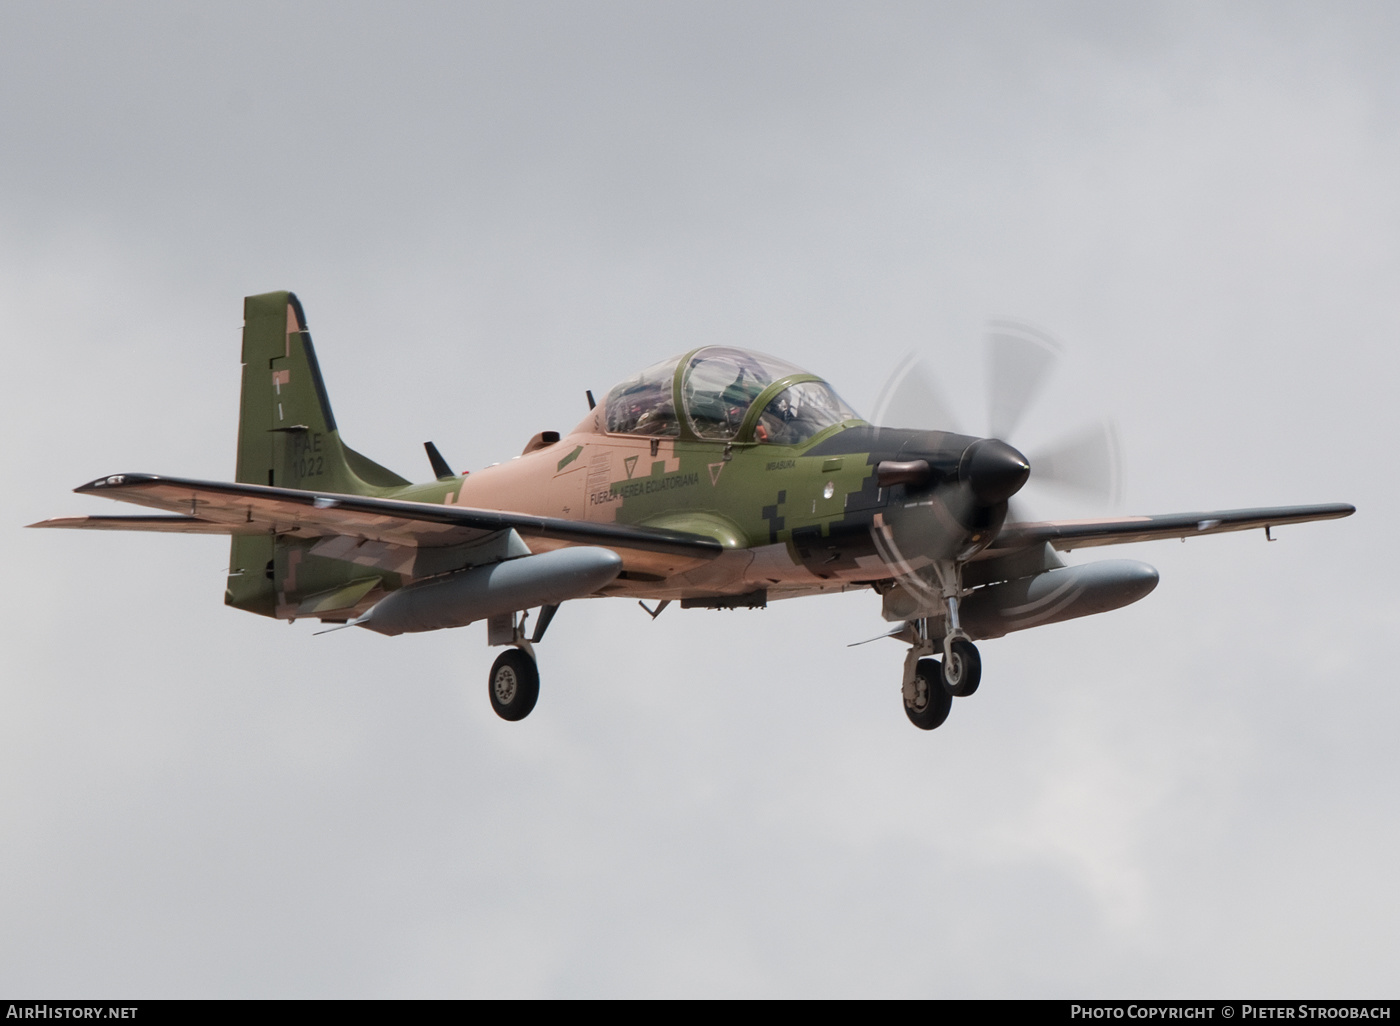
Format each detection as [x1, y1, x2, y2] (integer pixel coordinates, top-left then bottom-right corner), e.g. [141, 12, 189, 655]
[227, 291, 410, 618]
[233, 291, 408, 494]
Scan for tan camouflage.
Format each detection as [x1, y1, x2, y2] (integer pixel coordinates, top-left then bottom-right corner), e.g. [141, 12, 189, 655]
[29, 290, 1355, 729]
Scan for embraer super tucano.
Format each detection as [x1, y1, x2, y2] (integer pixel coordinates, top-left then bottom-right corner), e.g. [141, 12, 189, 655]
[33, 292, 1354, 730]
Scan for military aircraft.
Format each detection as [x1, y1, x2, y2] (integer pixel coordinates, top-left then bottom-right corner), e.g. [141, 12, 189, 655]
[31, 291, 1354, 730]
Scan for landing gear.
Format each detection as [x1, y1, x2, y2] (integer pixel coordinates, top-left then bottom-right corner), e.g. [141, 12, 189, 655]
[485, 607, 557, 722]
[904, 657, 952, 731]
[895, 611, 982, 731]
[941, 637, 981, 697]
[488, 648, 539, 721]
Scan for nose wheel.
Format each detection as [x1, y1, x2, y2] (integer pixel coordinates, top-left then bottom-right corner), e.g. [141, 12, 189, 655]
[488, 648, 540, 721]
[897, 619, 982, 730]
[903, 657, 953, 730]
[941, 637, 981, 697]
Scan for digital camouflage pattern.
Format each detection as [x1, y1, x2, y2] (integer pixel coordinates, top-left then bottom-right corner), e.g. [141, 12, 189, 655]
[30, 290, 1354, 727]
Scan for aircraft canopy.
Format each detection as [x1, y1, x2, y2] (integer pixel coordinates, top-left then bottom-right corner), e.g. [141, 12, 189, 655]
[603, 346, 860, 444]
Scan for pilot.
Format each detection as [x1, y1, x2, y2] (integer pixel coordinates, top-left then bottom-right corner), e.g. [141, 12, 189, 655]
[633, 402, 677, 436]
[756, 394, 800, 445]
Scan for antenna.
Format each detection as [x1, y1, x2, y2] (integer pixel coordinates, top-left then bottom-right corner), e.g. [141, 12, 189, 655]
[423, 441, 456, 480]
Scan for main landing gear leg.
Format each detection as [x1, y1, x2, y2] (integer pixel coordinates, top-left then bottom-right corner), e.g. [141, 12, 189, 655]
[932, 561, 981, 698]
[485, 609, 549, 722]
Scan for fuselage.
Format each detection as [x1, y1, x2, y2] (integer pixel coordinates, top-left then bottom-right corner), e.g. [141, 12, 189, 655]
[385, 344, 1004, 604]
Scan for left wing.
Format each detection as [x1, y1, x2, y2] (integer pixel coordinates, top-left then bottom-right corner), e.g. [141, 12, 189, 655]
[29, 473, 726, 562]
[990, 503, 1354, 553]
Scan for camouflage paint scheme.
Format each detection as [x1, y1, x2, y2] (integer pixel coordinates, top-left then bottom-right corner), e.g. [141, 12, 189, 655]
[33, 291, 1354, 647]
[228, 290, 992, 624]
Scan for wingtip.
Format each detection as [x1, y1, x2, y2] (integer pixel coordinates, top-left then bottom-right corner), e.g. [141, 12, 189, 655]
[1313, 502, 1357, 520]
[73, 473, 160, 494]
[25, 516, 105, 529]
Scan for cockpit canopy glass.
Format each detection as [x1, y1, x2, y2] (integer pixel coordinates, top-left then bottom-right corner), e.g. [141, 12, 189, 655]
[604, 355, 681, 436]
[601, 346, 862, 442]
[754, 380, 860, 445]
[681, 347, 806, 440]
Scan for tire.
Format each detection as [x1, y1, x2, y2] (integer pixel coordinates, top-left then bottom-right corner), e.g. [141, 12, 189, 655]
[488, 649, 540, 722]
[904, 657, 953, 731]
[941, 638, 981, 697]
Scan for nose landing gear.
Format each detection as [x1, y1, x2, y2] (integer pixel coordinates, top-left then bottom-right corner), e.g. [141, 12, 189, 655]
[941, 637, 981, 698]
[903, 656, 953, 730]
[895, 564, 983, 729]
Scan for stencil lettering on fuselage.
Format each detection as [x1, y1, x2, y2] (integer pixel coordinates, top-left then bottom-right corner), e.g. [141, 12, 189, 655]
[587, 449, 618, 514]
[609, 471, 700, 501]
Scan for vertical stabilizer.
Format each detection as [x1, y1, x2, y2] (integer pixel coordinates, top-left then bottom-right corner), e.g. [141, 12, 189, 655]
[233, 291, 408, 493]
[227, 291, 410, 618]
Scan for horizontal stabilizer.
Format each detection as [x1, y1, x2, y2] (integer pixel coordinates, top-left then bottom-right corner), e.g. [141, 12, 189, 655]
[27, 515, 262, 535]
[297, 577, 382, 617]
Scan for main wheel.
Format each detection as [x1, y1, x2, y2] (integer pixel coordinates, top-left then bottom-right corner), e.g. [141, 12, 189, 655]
[941, 638, 981, 697]
[904, 657, 953, 731]
[488, 649, 540, 721]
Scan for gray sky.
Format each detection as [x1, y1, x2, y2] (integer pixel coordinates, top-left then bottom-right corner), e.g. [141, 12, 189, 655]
[2, 1, 1395, 997]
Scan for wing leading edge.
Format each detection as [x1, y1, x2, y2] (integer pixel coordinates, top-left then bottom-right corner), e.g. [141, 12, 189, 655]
[991, 503, 1355, 552]
[29, 473, 726, 561]
[31, 476, 1355, 566]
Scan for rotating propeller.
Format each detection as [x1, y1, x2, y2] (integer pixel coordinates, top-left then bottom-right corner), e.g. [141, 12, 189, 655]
[986, 321, 1122, 508]
[867, 321, 1122, 605]
[872, 320, 1122, 507]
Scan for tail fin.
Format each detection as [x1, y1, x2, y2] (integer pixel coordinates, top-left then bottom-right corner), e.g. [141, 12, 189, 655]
[234, 290, 409, 493]
[228, 291, 410, 618]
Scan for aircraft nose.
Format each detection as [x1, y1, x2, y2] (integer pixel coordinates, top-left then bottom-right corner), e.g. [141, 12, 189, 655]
[961, 438, 1031, 504]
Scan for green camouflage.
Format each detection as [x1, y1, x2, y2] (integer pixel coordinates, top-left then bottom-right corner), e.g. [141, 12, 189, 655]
[28, 290, 1355, 730]
[34, 290, 1355, 634]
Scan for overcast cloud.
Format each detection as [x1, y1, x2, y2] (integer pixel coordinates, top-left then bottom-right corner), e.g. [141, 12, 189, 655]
[1, 1, 1395, 998]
